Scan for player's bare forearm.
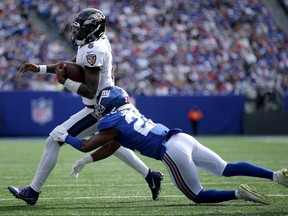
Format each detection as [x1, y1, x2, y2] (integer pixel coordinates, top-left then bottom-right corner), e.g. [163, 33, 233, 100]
[46, 64, 58, 73]
[76, 83, 97, 99]
[48, 55, 76, 72]
[77, 66, 101, 99]
[19, 63, 58, 74]
[81, 129, 119, 153]
[61, 65, 100, 98]
[90, 140, 121, 162]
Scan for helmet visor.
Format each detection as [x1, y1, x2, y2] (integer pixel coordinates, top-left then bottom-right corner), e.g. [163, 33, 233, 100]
[71, 21, 88, 40]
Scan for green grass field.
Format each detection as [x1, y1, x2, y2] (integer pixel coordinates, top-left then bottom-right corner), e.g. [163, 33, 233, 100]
[1, 136, 288, 215]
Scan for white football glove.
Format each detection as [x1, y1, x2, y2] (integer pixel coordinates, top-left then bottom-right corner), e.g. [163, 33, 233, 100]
[50, 125, 68, 142]
[71, 155, 94, 178]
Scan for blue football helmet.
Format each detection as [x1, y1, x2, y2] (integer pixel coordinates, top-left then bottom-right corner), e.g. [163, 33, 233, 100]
[71, 8, 106, 46]
[95, 86, 131, 119]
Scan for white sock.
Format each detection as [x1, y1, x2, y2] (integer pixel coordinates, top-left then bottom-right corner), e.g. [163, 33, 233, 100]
[272, 171, 278, 182]
[113, 146, 149, 178]
[235, 190, 241, 199]
[30, 136, 61, 192]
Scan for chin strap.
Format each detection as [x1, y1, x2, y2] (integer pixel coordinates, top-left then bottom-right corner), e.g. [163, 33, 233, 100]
[116, 104, 132, 112]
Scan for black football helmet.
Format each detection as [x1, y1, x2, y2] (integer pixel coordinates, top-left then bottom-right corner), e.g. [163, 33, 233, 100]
[71, 8, 106, 46]
[94, 86, 131, 119]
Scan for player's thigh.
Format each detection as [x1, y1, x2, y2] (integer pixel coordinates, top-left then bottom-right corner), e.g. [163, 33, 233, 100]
[60, 107, 98, 137]
[193, 141, 227, 176]
[163, 134, 203, 196]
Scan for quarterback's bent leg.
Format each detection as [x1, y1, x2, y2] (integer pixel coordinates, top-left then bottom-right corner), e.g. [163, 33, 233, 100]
[113, 146, 149, 177]
[113, 146, 163, 200]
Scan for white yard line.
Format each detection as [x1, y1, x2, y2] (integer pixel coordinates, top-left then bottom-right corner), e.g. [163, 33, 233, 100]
[1, 194, 288, 202]
[0, 181, 278, 187]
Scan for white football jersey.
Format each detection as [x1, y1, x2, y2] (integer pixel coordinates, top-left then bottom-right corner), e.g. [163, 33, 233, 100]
[76, 35, 114, 106]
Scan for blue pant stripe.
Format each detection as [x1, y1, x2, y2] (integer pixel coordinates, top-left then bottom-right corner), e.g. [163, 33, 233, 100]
[163, 153, 196, 200]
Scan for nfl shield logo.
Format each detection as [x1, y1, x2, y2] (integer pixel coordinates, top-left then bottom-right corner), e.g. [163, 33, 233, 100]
[31, 97, 53, 125]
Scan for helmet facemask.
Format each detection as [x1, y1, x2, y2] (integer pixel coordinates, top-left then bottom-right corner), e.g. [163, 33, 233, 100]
[92, 104, 106, 120]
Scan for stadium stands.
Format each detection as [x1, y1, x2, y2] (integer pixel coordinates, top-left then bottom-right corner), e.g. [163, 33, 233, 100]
[0, 0, 68, 91]
[1, 0, 288, 111]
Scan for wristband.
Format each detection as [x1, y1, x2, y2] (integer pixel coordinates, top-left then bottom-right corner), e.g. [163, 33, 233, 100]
[82, 155, 94, 163]
[39, 65, 47, 74]
[65, 135, 84, 151]
[64, 78, 81, 93]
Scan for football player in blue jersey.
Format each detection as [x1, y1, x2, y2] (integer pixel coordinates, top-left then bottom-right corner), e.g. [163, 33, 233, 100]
[51, 86, 288, 205]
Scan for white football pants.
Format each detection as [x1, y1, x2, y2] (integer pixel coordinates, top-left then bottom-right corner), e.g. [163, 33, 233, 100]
[162, 133, 227, 200]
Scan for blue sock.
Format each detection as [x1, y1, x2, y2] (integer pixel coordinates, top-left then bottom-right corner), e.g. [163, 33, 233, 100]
[222, 162, 273, 180]
[195, 189, 236, 203]
[65, 135, 84, 151]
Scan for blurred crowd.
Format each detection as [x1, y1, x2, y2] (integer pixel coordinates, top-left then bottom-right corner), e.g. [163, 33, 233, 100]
[1, 0, 288, 112]
[0, 0, 69, 91]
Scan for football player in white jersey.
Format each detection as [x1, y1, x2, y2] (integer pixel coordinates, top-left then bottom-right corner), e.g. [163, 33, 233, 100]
[8, 8, 163, 205]
[52, 86, 288, 205]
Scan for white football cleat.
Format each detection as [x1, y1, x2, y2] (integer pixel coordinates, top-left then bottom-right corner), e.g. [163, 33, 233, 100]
[274, 168, 288, 187]
[237, 184, 270, 205]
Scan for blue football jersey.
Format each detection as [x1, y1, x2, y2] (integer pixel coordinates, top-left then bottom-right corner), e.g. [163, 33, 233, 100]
[98, 108, 169, 160]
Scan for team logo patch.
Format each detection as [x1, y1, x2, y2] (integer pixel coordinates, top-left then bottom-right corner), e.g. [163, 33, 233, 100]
[86, 54, 96, 66]
[31, 97, 53, 125]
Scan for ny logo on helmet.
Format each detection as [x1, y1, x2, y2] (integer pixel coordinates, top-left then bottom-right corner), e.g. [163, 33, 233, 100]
[101, 90, 110, 97]
[97, 90, 110, 104]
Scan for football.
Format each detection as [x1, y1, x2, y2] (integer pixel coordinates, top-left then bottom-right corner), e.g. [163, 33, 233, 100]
[60, 61, 85, 83]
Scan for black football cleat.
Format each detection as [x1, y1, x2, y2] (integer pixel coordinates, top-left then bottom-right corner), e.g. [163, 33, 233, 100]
[8, 185, 39, 205]
[145, 169, 164, 200]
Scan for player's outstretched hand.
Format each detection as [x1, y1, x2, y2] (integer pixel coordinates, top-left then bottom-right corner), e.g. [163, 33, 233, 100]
[71, 158, 86, 178]
[71, 155, 94, 178]
[19, 63, 40, 74]
[50, 125, 68, 142]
